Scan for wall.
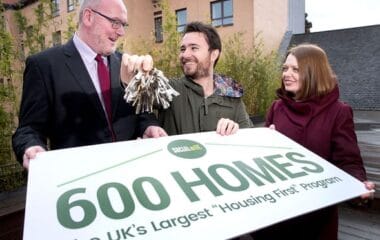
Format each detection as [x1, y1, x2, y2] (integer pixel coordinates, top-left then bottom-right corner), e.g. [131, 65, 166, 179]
[253, 0, 289, 52]
[124, 0, 289, 54]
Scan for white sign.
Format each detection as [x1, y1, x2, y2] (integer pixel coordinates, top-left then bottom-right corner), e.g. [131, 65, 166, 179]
[24, 128, 369, 240]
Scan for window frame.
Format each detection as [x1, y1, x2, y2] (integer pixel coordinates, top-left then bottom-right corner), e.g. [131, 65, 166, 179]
[67, 0, 75, 12]
[52, 30, 61, 47]
[51, 0, 60, 17]
[211, 0, 233, 27]
[154, 15, 163, 43]
[176, 8, 187, 32]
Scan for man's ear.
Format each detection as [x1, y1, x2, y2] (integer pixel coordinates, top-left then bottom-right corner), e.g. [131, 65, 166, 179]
[82, 9, 94, 27]
[211, 49, 220, 63]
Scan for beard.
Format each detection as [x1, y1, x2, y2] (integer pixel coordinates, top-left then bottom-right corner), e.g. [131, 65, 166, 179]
[181, 56, 212, 80]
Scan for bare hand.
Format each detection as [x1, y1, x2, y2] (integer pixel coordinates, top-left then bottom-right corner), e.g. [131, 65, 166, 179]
[23, 146, 46, 170]
[216, 118, 239, 136]
[361, 181, 375, 200]
[120, 53, 153, 86]
[269, 124, 276, 130]
[142, 126, 168, 138]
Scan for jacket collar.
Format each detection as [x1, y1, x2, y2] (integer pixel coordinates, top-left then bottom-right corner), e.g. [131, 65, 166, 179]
[277, 86, 340, 116]
[184, 74, 243, 98]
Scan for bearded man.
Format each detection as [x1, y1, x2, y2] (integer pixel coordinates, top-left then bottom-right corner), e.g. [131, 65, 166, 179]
[158, 21, 253, 135]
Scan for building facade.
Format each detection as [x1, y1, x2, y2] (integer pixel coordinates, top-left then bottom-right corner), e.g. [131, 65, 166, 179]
[2, 0, 305, 57]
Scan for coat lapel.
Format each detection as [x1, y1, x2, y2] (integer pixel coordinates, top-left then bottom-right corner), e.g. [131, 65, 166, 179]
[62, 39, 106, 120]
[109, 53, 123, 118]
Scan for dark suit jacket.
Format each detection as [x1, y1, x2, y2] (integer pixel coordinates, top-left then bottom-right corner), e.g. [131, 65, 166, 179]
[12, 39, 159, 163]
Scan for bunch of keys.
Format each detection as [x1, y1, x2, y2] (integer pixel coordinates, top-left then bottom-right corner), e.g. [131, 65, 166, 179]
[123, 68, 180, 114]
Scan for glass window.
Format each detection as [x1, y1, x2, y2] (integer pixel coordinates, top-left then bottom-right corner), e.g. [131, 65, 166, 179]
[176, 8, 187, 32]
[26, 26, 33, 38]
[211, 0, 233, 27]
[154, 17, 163, 43]
[67, 0, 75, 12]
[52, 31, 61, 46]
[212, 3, 221, 19]
[51, 0, 60, 17]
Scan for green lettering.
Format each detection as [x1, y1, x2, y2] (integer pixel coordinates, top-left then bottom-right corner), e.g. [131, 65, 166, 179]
[233, 157, 287, 186]
[97, 182, 135, 219]
[171, 168, 223, 202]
[286, 152, 324, 173]
[57, 188, 96, 229]
[133, 177, 170, 210]
[265, 154, 308, 178]
[208, 164, 249, 191]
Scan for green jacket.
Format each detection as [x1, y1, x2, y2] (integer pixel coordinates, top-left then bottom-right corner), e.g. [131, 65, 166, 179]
[158, 74, 253, 135]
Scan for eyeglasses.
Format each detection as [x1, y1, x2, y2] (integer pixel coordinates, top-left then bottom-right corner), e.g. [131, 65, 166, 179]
[90, 9, 129, 30]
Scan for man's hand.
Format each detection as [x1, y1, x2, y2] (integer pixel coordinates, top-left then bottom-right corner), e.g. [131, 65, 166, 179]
[216, 118, 239, 136]
[23, 146, 46, 170]
[143, 126, 168, 138]
[120, 53, 153, 86]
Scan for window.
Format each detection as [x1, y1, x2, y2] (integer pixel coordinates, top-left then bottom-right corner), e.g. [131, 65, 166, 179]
[51, 0, 60, 17]
[67, 0, 75, 12]
[26, 26, 33, 39]
[176, 8, 187, 32]
[154, 16, 163, 43]
[211, 0, 233, 27]
[20, 42, 25, 60]
[52, 31, 61, 46]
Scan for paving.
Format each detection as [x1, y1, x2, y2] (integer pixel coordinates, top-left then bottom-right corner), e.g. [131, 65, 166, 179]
[339, 203, 380, 240]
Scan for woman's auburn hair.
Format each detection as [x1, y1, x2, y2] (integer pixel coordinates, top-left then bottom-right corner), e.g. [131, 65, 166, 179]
[283, 43, 337, 100]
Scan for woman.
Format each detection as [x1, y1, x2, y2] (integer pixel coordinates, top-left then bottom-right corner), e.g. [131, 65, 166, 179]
[254, 43, 375, 240]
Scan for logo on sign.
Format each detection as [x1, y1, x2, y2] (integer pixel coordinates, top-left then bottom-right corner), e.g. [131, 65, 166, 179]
[167, 139, 207, 159]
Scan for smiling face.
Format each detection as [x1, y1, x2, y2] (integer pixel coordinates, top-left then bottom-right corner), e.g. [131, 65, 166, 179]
[282, 54, 301, 95]
[80, 0, 127, 55]
[179, 32, 219, 80]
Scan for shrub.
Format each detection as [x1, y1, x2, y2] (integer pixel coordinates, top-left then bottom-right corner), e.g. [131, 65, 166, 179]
[217, 33, 281, 116]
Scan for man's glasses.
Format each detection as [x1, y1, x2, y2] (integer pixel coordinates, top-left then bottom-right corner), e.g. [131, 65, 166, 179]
[90, 9, 129, 30]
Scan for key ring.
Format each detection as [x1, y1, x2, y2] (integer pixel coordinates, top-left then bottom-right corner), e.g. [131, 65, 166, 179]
[123, 68, 180, 114]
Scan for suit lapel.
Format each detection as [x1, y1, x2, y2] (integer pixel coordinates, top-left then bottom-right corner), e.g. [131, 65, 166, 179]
[109, 53, 123, 118]
[62, 39, 106, 120]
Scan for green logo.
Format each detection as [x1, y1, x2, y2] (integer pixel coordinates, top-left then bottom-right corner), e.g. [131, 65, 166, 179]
[167, 139, 207, 159]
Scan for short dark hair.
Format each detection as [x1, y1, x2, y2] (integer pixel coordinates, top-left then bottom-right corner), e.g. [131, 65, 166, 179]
[183, 21, 222, 66]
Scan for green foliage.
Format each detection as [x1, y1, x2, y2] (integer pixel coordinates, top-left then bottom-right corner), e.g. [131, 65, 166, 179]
[0, 84, 15, 101]
[217, 33, 281, 116]
[0, 34, 14, 78]
[0, 85, 23, 192]
[0, 162, 26, 192]
[0, 3, 16, 155]
[0, 1, 26, 190]
[152, 0, 182, 77]
[64, 13, 77, 41]
[14, 0, 52, 56]
[0, 3, 14, 78]
[0, 103, 13, 153]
